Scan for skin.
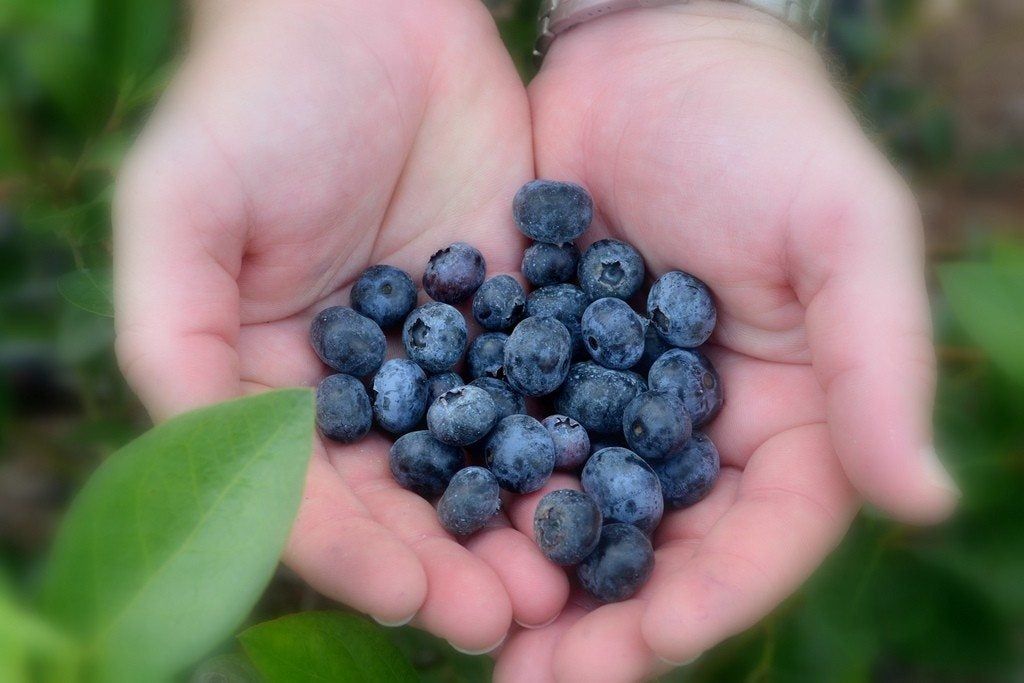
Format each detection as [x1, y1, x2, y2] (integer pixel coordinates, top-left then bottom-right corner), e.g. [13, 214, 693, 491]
[115, 0, 957, 677]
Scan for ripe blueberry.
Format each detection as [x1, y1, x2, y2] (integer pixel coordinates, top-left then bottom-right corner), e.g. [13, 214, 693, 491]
[577, 239, 645, 302]
[309, 306, 386, 377]
[316, 374, 372, 443]
[423, 242, 486, 304]
[402, 302, 468, 374]
[426, 385, 498, 446]
[521, 241, 580, 287]
[648, 348, 723, 426]
[581, 447, 664, 534]
[466, 332, 508, 380]
[472, 275, 526, 331]
[389, 430, 464, 499]
[468, 377, 526, 421]
[649, 431, 720, 509]
[371, 359, 428, 434]
[504, 316, 573, 397]
[581, 297, 647, 370]
[484, 415, 555, 493]
[555, 361, 647, 434]
[438, 466, 501, 536]
[577, 523, 654, 603]
[350, 264, 417, 329]
[622, 391, 692, 460]
[526, 283, 589, 354]
[512, 180, 593, 243]
[533, 489, 602, 565]
[426, 372, 464, 405]
[647, 270, 716, 347]
[541, 415, 591, 470]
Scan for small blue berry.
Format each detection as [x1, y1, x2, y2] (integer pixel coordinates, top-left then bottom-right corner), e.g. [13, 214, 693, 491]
[389, 430, 464, 499]
[484, 415, 556, 493]
[371, 359, 428, 434]
[438, 466, 501, 536]
[648, 348, 723, 426]
[647, 271, 716, 347]
[316, 374, 372, 443]
[504, 316, 573, 397]
[426, 372, 464, 405]
[649, 431, 720, 509]
[581, 298, 647, 370]
[466, 332, 508, 380]
[541, 415, 591, 470]
[555, 362, 647, 434]
[581, 447, 663, 534]
[472, 275, 526, 331]
[402, 302, 468, 374]
[522, 241, 580, 287]
[577, 239, 645, 302]
[577, 523, 654, 603]
[533, 489, 602, 565]
[423, 242, 486, 304]
[512, 180, 593, 243]
[526, 284, 589, 354]
[622, 391, 692, 460]
[427, 385, 498, 446]
[350, 265, 417, 328]
[309, 306, 386, 377]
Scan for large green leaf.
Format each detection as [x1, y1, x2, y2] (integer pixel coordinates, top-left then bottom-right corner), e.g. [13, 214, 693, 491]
[0, 574, 79, 683]
[40, 389, 315, 682]
[938, 262, 1024, 383]
[239, 612, 417, 683]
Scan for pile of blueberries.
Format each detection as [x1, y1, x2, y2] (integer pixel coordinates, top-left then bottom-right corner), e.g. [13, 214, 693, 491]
[311, 180, 722, 603]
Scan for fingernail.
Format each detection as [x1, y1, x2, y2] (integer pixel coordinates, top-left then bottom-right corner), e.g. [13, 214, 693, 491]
[449, 633, 507, 656]
[658, 653, 701, 667]
[514, 614, 558, 629]
[921, 446, 961, 499]
[372, 613, 415, 628]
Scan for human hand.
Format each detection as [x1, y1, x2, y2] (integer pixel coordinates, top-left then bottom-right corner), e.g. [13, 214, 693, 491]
[114, 0, 569, 654]
[495, 3, 959, 679]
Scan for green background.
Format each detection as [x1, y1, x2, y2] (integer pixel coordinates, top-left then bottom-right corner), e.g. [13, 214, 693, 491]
[1, 0, 1023, 680]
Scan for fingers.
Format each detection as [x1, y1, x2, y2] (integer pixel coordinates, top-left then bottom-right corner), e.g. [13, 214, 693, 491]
[640, 423, 858, 664]
[494, 606, 586, 683]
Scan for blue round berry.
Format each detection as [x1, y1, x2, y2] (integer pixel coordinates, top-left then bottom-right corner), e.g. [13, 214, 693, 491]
[427, 385, 498, 446]
[577, 523, 654, 603]
[533, 489, 603, 565]
[522, 241, 580, 287]
[438, 466, 501, 536]
[512, 180, 593, 243]
[649, 431, 720, 509]
[423, 242, 486, 304]
[577, 239, 645, 302]
[389, 430, 464, 499]
[402, 302, 468, 374]
[581, 447, 663, 534]
[504, 316, 573, 397]
[472, 275, 526, 331]
[647, 271, 716, 347]
[541, 415, 591, 470]
[581, 297, 647, 370]
[648, 348, 723, 426]
[555, 362, 646, 434]
[309, 306, 386, 377]
[484, 415, 555, 493]
[622, 390, 692, 460]
[526, 283, 589, 354]
[426, 372, 464, 405]
[371, 359, 428, 434]
[350, 265, 417, 329]
[466, 332, 508, 380]
[468, 377, 526, 421]
[316, 374, 372, 443]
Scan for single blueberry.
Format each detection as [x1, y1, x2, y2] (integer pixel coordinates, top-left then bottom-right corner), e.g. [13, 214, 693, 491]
[466, 332, 508, 380]
[426, 372, 464, 405]
[484, 415, 556, 493]
[581, 447, 664, 534]
[622, 391, 692, 460]
[577, 523, 654, 603]
[316, 374, 372, 443]
[438, 466, 501, 536]
[504, 316, 573, 397]
[402, 302, 468, 374]
[371, 359, 428, 434]
[427, 385, 498, 446]
[512, 180, 593, 243]
[526, 283, 589, 354]
[309, 306, 386, 377]
[521, 241, 580, 287]
[533, 489, 603, 565]
[468, 377, 526, 421]
[542, 415, 591, 470]
[555, 362, 647, 434]
[472, 275, 526, 331]
[633, 323, 674, 375]
[423, 242, 486, 304]
[648, 348, 723, 426]
[649, 431, 720, 509]
[647, 271, 717, 347]
[389, 430, 465, 499]
[581, 298, 647, 370]
[577, 239, 645, 302]
[350, 264, 417, 328]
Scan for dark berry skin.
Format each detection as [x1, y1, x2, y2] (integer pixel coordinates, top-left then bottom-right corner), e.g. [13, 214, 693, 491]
[438, 466, 501, 536]
[533, 489, 603, 565]
[472, 275, 526, 331]
[648, 348, 723, 426]
[466, 332, 508, 380]
[581, 298, 647, 370]
[371, 359, 428, 434]
[423, 242, 486, 304]
[647, 270, 717, 348]
[522, 241, 580, 287]
[634, 324, 674, 375]
[316, 374, 372, 443]
[577, 523, 654, 603]
[484, 415, 556, 493]
[402, 302, 468, 374]
[469, 377, 526, 421]
[512, 180, 593, 243]
[577, 239, 645, 302]
[426, 372, 464, 405]
[309, 306, 386, 377]
[581, 447, 664, 534]
[526, 284, 589, 354]
[350, 265, 417, 329]
[427, 385, 498, 446]
[542, 415, 591, 470]
[504, 316, 573, 397]
[389, 430, 465, 499]
[555, 362, 647, 435]
[650, 431, 720, 509]
[590, 434, 628, 455]
[622, 391, 693, 460]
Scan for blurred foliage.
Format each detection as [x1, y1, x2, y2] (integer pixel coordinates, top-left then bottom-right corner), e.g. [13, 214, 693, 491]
[0, 0, 1022, 681]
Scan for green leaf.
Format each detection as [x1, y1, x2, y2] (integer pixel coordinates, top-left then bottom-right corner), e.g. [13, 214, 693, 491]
[239, 612, 418, 683]
[0, 573, 80, 683]
[938, 262, 1024, 383]
[57, 268, 113, 317]
[39, 389, 315, 682]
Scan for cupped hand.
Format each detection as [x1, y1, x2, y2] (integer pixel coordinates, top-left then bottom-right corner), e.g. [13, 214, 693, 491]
[495, 3, 958, 680]
[113, 0, 570, 654]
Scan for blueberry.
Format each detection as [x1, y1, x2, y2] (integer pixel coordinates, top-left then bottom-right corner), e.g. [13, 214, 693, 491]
[542, 415, 591, 470]
[555, 362, 646, 434]
[484, 415, 556, 493]
[389, 430, 465, 499]
[468, 377, 526, 421]
[402, 302, 468, 374]
[581, 447, 663, 534]
[533, 489, 602, 565]
[647, 348, 723, 426]
[426, 372, 464, 405]
[577, 239, 645, 302]
[634, 324, 674, 375]
[438, 466, 501, 536]
[472, 275, 526, 331]
[316, 374, 372, 443]
[581, 298, 647, 370]
[512, 180, 593, 243]
[371, 359, 428, 433]
[622, 391, 692, 460]
[526, 284, 589, 353]
[466, 332, 508, 380]
[522, 241, 580, 287]
[350, 265, 417, 328]
[649, 431, 720, 509]
[423, 242, 486, 304]
[647, 271, 716, 347]
[577, 523, 654, 603]
[503, 316, 573, 397]
[427, 385, 498, 446]
[309, 306, 386, 377]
